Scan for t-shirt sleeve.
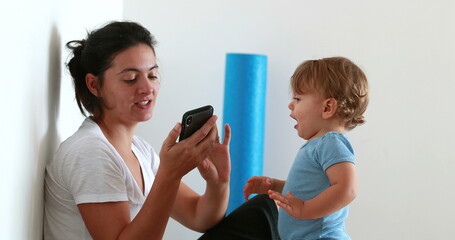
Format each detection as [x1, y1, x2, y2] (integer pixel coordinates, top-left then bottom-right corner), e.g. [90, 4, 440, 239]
[63, 139, 129, 205]
[316, 134, 356, 172]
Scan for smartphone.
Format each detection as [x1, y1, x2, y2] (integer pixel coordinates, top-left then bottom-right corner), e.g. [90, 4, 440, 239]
[179, 105, 214, 141]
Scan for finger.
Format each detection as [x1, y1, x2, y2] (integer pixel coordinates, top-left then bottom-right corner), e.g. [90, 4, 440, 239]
[209, 121, 220, 143]
[222, 124, 231, 146]
[243, 182, 250, 192]
[243, 183, 252, 201]
[246, 176, 261, 183]
[197, 124, 217, 149]
[161, 123, 181, 151]
[268, 190, 287, 203]
[214, 123, 220, 143]
[244, 178, 261, 200]
[265, 178, 272, 188]
[246, 177, 255, 183]
[268, 190, 279, 203]
[246, 177, 265, 193]
[275, 200, 291, 213]
[192, 127, 217, 163]
[286, 191, 296, 199]
[187, 115, 218, 144]
[270, 192, 291, 212]
[215, 128, 221, 143]
[244, 191, 250, 202]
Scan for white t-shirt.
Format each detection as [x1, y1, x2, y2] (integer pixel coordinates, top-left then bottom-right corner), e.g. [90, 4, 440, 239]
[44, 118, 160, 240]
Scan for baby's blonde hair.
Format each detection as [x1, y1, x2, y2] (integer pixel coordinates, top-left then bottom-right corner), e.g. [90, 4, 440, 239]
[290, 57, 369, 130]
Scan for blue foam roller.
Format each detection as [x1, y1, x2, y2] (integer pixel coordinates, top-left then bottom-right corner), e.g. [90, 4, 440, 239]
[222, 53, 267, 214]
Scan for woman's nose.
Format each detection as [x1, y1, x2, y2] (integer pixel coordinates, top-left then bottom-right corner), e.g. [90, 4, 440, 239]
[137, 75, 155, 95]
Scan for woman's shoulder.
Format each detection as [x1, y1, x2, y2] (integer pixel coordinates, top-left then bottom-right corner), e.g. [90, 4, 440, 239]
[60, 119, 108, 150]
[47, 119, 124, 185]
[52, 118, 114, 167]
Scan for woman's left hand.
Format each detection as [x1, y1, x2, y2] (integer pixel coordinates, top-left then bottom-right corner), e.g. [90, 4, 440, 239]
[197, 124, 231, 184]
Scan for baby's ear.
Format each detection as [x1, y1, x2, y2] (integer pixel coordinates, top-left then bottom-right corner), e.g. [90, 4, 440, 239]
[322, 98, 338, 119]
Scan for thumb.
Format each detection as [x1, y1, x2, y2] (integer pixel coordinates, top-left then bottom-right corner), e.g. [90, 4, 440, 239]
[162, 123, 181, 151]
[222, 124, 231, 146]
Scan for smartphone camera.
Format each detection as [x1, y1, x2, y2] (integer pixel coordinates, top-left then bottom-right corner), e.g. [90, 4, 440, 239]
[179, 105, 214, 141]
[186, 116, 193, 126]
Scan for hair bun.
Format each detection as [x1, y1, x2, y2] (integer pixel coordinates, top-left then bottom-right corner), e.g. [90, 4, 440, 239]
[66, 40, 86, 56]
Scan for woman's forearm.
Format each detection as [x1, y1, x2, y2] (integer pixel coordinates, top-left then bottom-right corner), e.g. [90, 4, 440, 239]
[118, 169, 181, 240]
[192, 181, 230, 232]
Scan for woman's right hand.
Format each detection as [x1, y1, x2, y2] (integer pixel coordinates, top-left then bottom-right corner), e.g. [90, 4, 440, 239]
[159, 115, 218, 180]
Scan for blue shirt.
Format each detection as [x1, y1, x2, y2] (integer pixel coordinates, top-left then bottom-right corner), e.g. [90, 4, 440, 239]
[278, 132, 355, 240]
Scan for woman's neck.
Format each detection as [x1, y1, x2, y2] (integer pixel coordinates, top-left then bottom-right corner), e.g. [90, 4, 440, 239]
[93, 116, 137, 153]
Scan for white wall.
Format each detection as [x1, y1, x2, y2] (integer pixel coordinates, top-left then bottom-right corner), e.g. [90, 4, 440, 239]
[1, 0, 453, 239]
[123, 0, 455, 239]
[0, 0, 122, 239]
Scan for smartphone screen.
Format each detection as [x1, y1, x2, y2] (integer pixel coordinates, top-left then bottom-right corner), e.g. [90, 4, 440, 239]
[179, 105, 214, 141]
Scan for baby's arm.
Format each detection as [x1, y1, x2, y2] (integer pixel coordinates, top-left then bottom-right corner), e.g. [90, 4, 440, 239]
[243, 176, 285, 201]
[269, 162, 357, 219]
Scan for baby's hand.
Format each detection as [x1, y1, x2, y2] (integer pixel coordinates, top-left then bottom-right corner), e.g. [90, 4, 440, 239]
[243, 176, 273, 201]
[268, 190, 305, 219]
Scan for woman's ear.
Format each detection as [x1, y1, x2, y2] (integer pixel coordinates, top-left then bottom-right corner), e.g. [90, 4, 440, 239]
[322, 98, 338, 119]
[85, 73, 99, 97]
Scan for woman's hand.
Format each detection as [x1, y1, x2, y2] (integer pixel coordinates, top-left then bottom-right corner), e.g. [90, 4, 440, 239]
[159, 115, 218, 180]
[197, 124, 231, 184]
[170, 123, 231, 232]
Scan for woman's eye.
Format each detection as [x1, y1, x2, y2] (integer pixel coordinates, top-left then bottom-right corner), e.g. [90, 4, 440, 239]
[149, 76, 160, 83]
[124, 78, 136, 83]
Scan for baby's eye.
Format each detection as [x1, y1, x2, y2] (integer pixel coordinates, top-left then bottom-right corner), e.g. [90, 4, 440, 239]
[124, 78, 136, 83]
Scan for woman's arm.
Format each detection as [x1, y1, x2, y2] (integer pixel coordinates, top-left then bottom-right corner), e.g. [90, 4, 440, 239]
[78, 116, 219, 239]
[171, 181, 229, 232]
[78, 169, 181, 240]
[269, 162, 357, 219]
[171, 124, 232, 232]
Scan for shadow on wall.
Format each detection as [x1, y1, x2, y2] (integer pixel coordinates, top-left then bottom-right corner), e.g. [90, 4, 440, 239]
[32, 24, 61, 240]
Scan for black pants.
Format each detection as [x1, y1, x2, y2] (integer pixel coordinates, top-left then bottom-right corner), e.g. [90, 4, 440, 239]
[198, 194, 280, 240]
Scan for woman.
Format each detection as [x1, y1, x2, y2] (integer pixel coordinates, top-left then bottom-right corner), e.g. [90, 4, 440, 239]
[44, 21, 231, 240]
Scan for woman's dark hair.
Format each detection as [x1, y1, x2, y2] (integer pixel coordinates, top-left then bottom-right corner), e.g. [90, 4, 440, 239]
[66, 21, 157, 117]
